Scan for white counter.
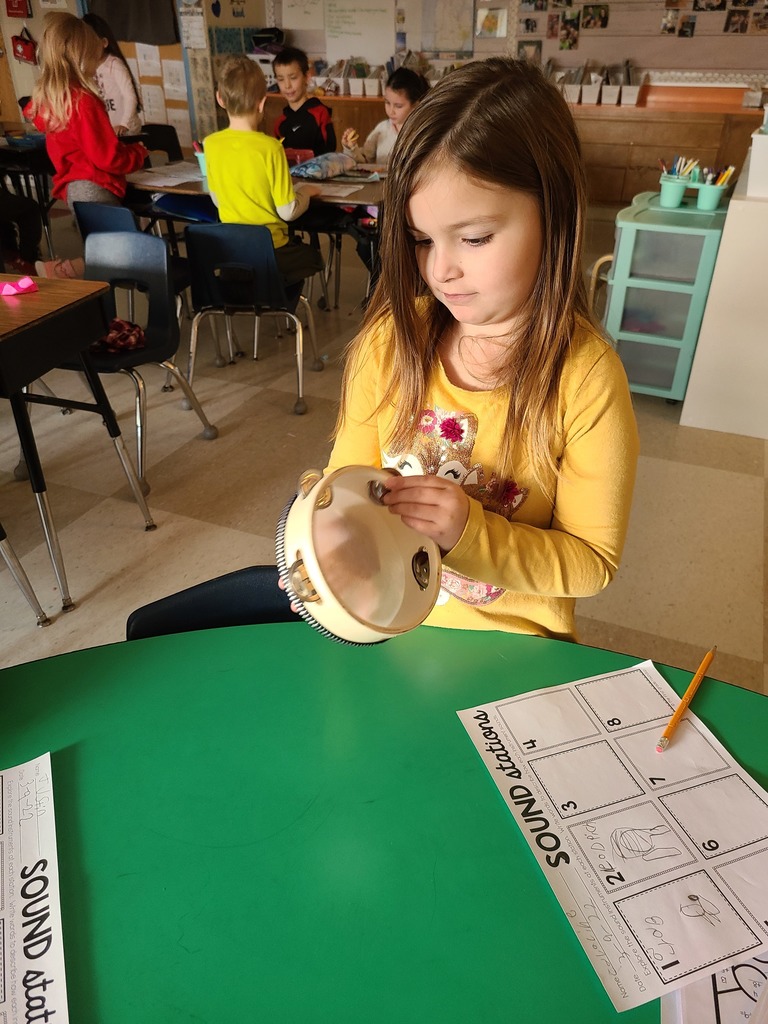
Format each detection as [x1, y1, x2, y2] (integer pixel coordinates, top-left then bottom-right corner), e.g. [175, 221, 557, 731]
[680, 149, 768, 439]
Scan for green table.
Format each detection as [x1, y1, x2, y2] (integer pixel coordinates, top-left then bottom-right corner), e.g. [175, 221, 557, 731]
[1, 625, 765, 1023]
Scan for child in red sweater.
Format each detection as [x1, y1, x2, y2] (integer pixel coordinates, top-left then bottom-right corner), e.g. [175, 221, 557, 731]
[26, 12, 147, 278]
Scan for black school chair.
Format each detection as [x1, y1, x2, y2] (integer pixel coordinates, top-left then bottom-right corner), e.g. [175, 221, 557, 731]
[73, 201, 192, 320]
[126, 565, 295, 640]
[184, 223, 324, 415]
[59, 231, 218, 491]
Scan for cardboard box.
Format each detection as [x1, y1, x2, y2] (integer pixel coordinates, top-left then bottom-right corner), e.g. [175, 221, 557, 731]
[363, 77, 381, 96]
[562, 83, 581, 105]
[746, 130, 768, 199]
[620, 84, 641, 105]
[348, 78, 365, 96]
[601, 84, 620, 105]
[581, 83, 601, 104]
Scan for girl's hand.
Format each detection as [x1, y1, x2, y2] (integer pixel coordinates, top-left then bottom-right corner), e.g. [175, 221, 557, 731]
[115, 124, 128, 136]
[381, 475, 469, 554]
[342, 128, 359, 149]
[277, 574, 302, 614]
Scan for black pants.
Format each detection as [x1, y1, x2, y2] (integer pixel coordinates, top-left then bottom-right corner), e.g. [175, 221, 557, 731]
[0, 187, 43, 263]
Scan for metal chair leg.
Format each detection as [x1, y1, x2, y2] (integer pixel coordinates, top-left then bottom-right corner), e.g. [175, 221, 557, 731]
[159, 360, 218, 440]
[120, 367, 149, 491]
[0, 526, 52, 627]
[286, 311, 306, 415]
[297, 296, 324, 372]
[253, 314, 261, 360]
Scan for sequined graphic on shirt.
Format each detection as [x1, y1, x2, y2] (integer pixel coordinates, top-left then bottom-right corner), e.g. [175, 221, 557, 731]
[382, 405, 528, 605]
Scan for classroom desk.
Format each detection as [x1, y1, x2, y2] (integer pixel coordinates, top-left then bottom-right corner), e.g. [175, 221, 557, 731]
[126, 162, 385, 207]
[0, 275, 154, 608]
[1, 624, 765, 1023]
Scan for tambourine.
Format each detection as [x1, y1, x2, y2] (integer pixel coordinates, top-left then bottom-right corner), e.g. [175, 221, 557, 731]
[275, 466, 441, 645]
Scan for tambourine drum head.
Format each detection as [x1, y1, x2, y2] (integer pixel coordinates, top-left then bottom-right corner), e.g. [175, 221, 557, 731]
[276, 466, 441, 645]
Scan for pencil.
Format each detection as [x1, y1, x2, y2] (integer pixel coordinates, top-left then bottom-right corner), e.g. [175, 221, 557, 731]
[656, 646, 717, 752]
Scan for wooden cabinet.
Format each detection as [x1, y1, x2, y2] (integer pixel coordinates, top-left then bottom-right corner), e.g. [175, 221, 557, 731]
[263, 93, 761, 206]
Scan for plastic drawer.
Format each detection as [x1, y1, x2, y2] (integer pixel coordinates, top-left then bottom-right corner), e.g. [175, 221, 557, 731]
[620, 287, 691, 339]
[623, 229, 705, 283]
[616, 340, 680, 391]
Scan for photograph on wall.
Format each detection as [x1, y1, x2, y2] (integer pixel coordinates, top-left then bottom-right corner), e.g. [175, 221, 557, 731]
[582, 5, 609, 28]
[661, 9, 679, 32]
[558, 8, 580, 47]
[476, 7, 508, 37]
[518, 16, 540, 33]
[692, 0, 725, 9]
[677, 12, 697, 34]
[520, 0, 548, 9]
[724, 8, 749, 29]
[731, 0, 759, 6]
[748, 11, 768, 31]
[546, 12, 560, 36]
[517, 38, 542, 60]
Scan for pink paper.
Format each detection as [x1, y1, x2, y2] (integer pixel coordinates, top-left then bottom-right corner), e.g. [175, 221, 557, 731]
[1, 276, 38, 296]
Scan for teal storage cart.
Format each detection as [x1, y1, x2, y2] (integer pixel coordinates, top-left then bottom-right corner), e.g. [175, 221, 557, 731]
[603, 191, 727, 401]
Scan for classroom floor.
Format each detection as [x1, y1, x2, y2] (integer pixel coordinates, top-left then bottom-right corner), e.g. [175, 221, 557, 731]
[1, 203, 766, 696]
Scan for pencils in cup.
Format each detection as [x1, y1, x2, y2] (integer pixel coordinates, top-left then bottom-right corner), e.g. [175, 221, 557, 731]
[656, 646, 717, 753]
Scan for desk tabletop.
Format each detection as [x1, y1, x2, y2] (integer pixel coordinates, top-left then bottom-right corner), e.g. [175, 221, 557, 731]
[0, 275, 107, 339]
[1, 626, 765, 1023]
[127, 162, 384, 206]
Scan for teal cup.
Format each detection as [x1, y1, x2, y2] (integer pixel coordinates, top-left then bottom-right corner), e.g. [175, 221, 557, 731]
[696, 183, 725, 211]
[659, 174, 689, 208]
[195, 151, 206, 177]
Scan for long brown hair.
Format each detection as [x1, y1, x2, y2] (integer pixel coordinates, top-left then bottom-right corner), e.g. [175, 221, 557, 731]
[29, 13, 103, 132]
[338, 58, 597, 490]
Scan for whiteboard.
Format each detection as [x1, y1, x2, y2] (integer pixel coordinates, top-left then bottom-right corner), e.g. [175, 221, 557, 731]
[284, 0, 324, 32]
[324, 0, 394, 65]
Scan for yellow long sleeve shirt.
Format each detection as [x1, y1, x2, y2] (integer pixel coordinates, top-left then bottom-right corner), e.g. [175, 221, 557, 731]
[328, 317, 639, 640]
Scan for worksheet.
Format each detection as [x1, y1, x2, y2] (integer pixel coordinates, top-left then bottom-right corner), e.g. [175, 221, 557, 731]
[0, 752, 68, 1023]
[458, 662, 768, 1012]
[661, 953, 768, 1023]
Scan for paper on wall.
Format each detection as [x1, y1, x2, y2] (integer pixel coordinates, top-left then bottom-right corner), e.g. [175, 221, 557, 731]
[136, 43, 162, 79]
[142, 85, 168, 126]
[162, 60, 188, 102]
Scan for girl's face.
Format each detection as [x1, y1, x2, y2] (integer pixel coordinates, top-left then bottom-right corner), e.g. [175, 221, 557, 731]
[384, 87, 415, 131]
[407, 163, 542, 337]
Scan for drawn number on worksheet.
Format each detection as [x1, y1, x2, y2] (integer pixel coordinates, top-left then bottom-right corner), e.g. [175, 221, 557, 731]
[702, 839, 719, 852]
[605, 871, 626, 886]
[561, 801, 577, 811]
[606, 718, 621, 727]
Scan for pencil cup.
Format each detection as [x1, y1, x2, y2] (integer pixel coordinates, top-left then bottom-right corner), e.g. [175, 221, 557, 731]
[696, 183, 726, 211]
[195, 151, 207, 177]
[659, 174, 689, 209]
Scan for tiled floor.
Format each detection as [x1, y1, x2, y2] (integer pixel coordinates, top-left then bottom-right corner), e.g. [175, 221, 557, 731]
[2, 204, 766, 695]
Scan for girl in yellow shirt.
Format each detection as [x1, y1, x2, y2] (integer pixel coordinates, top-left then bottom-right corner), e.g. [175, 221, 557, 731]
[328, 58, 639, 640]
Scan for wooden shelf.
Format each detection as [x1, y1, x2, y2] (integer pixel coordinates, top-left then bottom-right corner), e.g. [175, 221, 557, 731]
[263, 92, 762, 205]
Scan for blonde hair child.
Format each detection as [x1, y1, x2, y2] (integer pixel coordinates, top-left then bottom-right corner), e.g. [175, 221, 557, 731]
[327, 58, 639, 640]
[28, 13, 147, 271]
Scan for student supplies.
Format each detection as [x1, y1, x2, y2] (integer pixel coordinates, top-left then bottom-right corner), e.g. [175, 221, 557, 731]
[656, 646, 716, 752]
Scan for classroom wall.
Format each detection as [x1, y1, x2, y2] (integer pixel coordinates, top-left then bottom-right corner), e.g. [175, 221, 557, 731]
[0, 0, 79, 109]
[276, 0, 766, 84]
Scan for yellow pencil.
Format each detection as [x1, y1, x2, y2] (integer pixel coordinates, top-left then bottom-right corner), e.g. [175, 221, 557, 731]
[656, 646, 717, 753]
